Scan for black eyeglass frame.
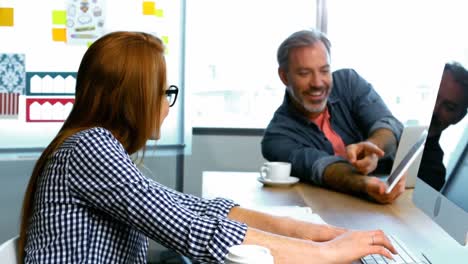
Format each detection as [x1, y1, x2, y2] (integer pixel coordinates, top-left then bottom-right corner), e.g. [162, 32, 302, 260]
[165, 85, 179, 107]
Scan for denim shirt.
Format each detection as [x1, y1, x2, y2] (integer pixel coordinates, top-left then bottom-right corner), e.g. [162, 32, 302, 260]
[261, 68, 403, 185]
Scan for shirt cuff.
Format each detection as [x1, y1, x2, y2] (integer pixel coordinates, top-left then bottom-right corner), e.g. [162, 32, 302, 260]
[202, 217, 248, 263]
[188, 217, 247, 263]
[369, 117, 404, 141]
[312, 155, 348, 185]
[204, 197, 240, 219]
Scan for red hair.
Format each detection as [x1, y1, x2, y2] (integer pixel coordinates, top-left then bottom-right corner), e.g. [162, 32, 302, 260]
[18, 31, 167, 261]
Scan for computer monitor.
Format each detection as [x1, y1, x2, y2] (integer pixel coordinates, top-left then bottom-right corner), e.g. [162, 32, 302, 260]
[413, 61, 468, 246]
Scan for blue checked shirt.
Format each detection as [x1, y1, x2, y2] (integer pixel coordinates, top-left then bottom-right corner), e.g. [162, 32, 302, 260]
[25, 127, 247, 263]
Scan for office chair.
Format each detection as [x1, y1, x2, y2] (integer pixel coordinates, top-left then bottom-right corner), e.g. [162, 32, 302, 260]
[0, 235, 19, 264]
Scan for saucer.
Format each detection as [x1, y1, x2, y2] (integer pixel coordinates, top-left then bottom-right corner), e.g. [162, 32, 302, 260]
[257, 176, 299, 187]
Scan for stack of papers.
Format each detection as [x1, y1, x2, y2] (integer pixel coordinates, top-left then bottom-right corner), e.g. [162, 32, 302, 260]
[245, 205, 327, 225]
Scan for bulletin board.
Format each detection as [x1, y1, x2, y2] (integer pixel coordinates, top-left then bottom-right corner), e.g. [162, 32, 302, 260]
[0, 0, 184, 150]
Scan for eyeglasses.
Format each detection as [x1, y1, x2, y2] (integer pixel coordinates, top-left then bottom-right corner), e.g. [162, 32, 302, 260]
[165, 85, 179, 107]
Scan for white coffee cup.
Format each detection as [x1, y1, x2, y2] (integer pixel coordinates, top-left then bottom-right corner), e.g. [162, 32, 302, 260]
[224, 244, 274, 264]
[260, 161, 291, 181]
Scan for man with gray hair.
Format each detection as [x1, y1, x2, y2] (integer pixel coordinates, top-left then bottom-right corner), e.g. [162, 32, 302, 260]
[261, 29, 404, 204]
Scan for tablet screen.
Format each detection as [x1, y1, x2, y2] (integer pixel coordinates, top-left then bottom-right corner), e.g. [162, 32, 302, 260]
[386, 130, 428, 193]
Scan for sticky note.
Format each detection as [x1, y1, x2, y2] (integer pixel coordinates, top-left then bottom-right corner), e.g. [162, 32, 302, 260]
[52, 28, 67, 42]
[155, 8, 164, 18]
[52, 10, 67, 25]
[161, 36, 169, 44]
[143, 1, 155, 15]
[0, 8, 14, 27]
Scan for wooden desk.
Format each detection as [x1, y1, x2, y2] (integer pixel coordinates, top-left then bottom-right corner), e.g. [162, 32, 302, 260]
[202, 172, 468, 264]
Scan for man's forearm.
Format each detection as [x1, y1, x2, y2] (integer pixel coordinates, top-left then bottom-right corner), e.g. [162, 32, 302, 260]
[367, 128, 397, 158]
[322, 162, 368, 196]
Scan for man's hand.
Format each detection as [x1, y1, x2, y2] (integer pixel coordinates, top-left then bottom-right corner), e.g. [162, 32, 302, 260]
[323, 162, 406, 204]
[364, 173, 407, 204]
[346, 141, 385, 175]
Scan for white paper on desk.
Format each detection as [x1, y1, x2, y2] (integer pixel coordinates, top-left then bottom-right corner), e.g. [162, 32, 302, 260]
[245, 205, 328, 225]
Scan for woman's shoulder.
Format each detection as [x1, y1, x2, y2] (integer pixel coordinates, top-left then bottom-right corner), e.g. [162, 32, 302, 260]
[79, 127, 114, 140]
[62, 127, 123, 152]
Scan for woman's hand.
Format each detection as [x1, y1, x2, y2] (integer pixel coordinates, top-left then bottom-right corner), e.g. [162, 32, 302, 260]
[292, 222, 348, 242]
[243, 228, 397, 264]
[320, 229, 397, 264]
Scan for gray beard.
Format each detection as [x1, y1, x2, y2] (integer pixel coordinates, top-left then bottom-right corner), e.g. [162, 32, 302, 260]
[304, 101, 327, 114]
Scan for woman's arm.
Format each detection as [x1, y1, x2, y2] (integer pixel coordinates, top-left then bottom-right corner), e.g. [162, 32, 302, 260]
[67, 129, 248, 263]
[229, 206, 397, 264]
[228, 206, 346, 242]
[243, 226, 397, 264]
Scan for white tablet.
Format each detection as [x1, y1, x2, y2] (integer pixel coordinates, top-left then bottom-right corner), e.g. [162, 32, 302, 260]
[386, 129, 428, 193]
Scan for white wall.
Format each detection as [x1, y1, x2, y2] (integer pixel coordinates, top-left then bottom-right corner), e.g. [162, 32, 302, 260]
[184, 133, 266, 197]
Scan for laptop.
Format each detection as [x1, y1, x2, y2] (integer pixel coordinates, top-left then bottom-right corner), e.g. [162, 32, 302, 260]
[376, 125, 428, 189]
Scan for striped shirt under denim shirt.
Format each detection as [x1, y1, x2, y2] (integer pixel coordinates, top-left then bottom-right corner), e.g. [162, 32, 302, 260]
[25, 127, 247, 263]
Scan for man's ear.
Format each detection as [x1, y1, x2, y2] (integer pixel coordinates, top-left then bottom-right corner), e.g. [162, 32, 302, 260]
[278, 67, 289, 86]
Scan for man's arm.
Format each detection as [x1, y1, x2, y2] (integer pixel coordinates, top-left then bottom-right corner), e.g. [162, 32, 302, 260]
[346, 128, 397, 175]
[342, 69, 403, 162]
[322, 161, 406, 204]
[262, 130, 346, 185]
[367, 128, 398, 159]
[325, 128, 403, 203]
[322, 162, 367, 195]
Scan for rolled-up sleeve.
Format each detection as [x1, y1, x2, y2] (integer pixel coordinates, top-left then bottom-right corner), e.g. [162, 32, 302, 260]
[308, 155, 348, 185]
[346, 69, 403, 141]
[67, 129, 247, 263]
[369, 117, 403, 141]
[156, 183, 242, 219]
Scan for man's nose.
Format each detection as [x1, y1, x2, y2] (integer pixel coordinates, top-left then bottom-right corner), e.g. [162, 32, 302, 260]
[309, 73, 322, 87]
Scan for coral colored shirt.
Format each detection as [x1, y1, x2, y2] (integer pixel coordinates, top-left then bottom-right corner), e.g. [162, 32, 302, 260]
[310, 108, 347, 158]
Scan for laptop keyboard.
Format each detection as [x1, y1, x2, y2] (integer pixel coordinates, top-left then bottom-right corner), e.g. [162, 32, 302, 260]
[361, 234, 428, 264]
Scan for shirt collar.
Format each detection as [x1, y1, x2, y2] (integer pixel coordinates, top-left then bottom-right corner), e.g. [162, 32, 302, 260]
[279, 90, 339, 124]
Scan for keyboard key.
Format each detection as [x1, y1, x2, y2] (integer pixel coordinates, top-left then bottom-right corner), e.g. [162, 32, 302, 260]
[360, 234, 427, 264]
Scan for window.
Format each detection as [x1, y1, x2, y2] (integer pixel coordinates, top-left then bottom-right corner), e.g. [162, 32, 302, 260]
[187, 0, 468, 130]
[327, 0, 468, 164]
[326, 0, 468, 126]
[186, 0, 317, 128]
